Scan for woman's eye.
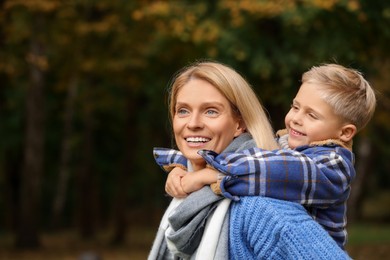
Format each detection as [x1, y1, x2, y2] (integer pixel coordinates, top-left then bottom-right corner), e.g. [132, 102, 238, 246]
[176, 108, 189, 115]
[290, 104, 299, 110]
[205, 109, 218, 116]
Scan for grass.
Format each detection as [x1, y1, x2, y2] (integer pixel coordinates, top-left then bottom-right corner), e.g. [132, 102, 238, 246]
[348, 223, 390, 244]
[0, 226, 155, 260]
[345, 223, 390, 260]
[0, 223, 389, 259]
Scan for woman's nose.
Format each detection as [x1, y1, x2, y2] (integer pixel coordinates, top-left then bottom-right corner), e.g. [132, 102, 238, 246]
[187, 113, 203, 129]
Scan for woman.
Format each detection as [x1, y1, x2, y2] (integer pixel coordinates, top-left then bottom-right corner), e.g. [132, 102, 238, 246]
[149, 61, 350, 259]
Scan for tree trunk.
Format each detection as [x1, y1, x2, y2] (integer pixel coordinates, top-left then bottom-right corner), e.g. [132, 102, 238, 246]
[348, 136, 373, 222]
[15, 39, 45, 249]
[77, 92, 98, 239]
[110, 94, 136, 244]
[51, 77, 78, 228]
[0, 0, 19, 232]
[348, 59, 388, 223]
[4, 151, 22, 231]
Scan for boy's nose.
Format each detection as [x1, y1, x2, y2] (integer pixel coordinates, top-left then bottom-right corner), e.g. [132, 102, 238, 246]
[292, 113, 302, 125]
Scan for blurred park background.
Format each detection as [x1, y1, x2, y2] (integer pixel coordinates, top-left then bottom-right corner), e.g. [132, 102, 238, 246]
[0, 0, 389, 259]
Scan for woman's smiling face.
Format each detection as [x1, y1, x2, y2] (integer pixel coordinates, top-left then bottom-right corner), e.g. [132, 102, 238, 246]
[173, 78, 244, 171]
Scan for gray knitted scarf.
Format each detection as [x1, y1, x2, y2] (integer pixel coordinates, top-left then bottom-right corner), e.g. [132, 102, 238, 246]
[148, 133, 255, 260]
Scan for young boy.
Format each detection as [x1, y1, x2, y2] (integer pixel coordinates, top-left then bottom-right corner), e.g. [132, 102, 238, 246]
[160, 63, 377, 249]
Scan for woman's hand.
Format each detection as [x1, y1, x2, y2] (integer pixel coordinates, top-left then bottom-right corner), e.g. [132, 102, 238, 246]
[165, 167, 188, 198]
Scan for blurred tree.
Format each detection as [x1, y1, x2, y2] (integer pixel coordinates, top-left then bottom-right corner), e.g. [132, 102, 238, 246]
[51, 76, 77, 228]
[16, 28, 46, 248]
[77, 81, 98, 238]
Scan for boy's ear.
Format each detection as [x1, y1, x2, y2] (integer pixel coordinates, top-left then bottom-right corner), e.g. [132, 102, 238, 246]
[339, 124, 357, 142]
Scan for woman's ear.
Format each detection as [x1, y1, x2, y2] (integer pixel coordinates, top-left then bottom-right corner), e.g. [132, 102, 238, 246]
[234, 119, 246, 137]
[339, 124, 357, 143]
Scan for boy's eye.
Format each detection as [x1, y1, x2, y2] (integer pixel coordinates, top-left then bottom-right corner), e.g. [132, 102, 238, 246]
[308, 113, 318, 119]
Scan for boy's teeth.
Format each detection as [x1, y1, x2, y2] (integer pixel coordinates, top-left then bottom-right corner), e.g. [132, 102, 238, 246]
[292, 129, 304, 136]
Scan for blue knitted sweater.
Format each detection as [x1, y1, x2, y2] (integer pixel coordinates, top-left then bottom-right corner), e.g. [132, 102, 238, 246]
[229, 196, 351, 259]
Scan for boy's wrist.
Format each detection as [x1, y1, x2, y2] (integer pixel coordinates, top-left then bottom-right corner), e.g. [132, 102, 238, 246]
[217, 172, 225, 181]
[198, 167, 218, 185]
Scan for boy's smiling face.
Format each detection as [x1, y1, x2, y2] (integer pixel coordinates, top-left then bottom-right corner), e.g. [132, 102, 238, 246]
[285, 83, 351, 149]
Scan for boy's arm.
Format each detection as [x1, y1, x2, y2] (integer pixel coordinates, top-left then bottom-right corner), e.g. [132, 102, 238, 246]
[198, 146, 355, 207]
[153, 148, 219, 197]
[180, 167, 218, 194]
[153, 147, 188, 172]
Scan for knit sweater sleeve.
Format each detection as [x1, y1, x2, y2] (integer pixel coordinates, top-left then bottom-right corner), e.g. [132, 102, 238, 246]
[198, 146, 355, 207]
[229, 197, 351, 260]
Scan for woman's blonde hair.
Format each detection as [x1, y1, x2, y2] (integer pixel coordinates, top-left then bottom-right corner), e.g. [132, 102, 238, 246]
[302, 64, 376, 131]
[168, 61, 278, 150]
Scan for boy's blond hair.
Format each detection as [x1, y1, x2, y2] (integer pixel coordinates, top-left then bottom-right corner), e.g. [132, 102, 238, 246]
[302, 64, 376, 132]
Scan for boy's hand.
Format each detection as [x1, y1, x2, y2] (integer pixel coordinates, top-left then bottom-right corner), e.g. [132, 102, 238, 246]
[180, 172, 206, 194]
[181, 168, 219, 194]
[165, 167, 188, 198]
[165, 167, 219, 197]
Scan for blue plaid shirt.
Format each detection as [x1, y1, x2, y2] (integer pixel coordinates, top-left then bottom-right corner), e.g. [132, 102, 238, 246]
[153, 142, 355, 249]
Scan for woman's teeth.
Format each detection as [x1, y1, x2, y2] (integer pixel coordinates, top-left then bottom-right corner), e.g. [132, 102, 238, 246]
[186, 137, 210, 143]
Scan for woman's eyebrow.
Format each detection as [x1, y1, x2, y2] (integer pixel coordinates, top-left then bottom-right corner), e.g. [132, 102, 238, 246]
[176, 101, 225, 108]
[201, 101, 225, 107]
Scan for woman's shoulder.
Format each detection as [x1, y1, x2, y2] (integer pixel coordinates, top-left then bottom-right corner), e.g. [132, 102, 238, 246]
[231, 196, 308, 221]
[229, 197, 351, 259]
